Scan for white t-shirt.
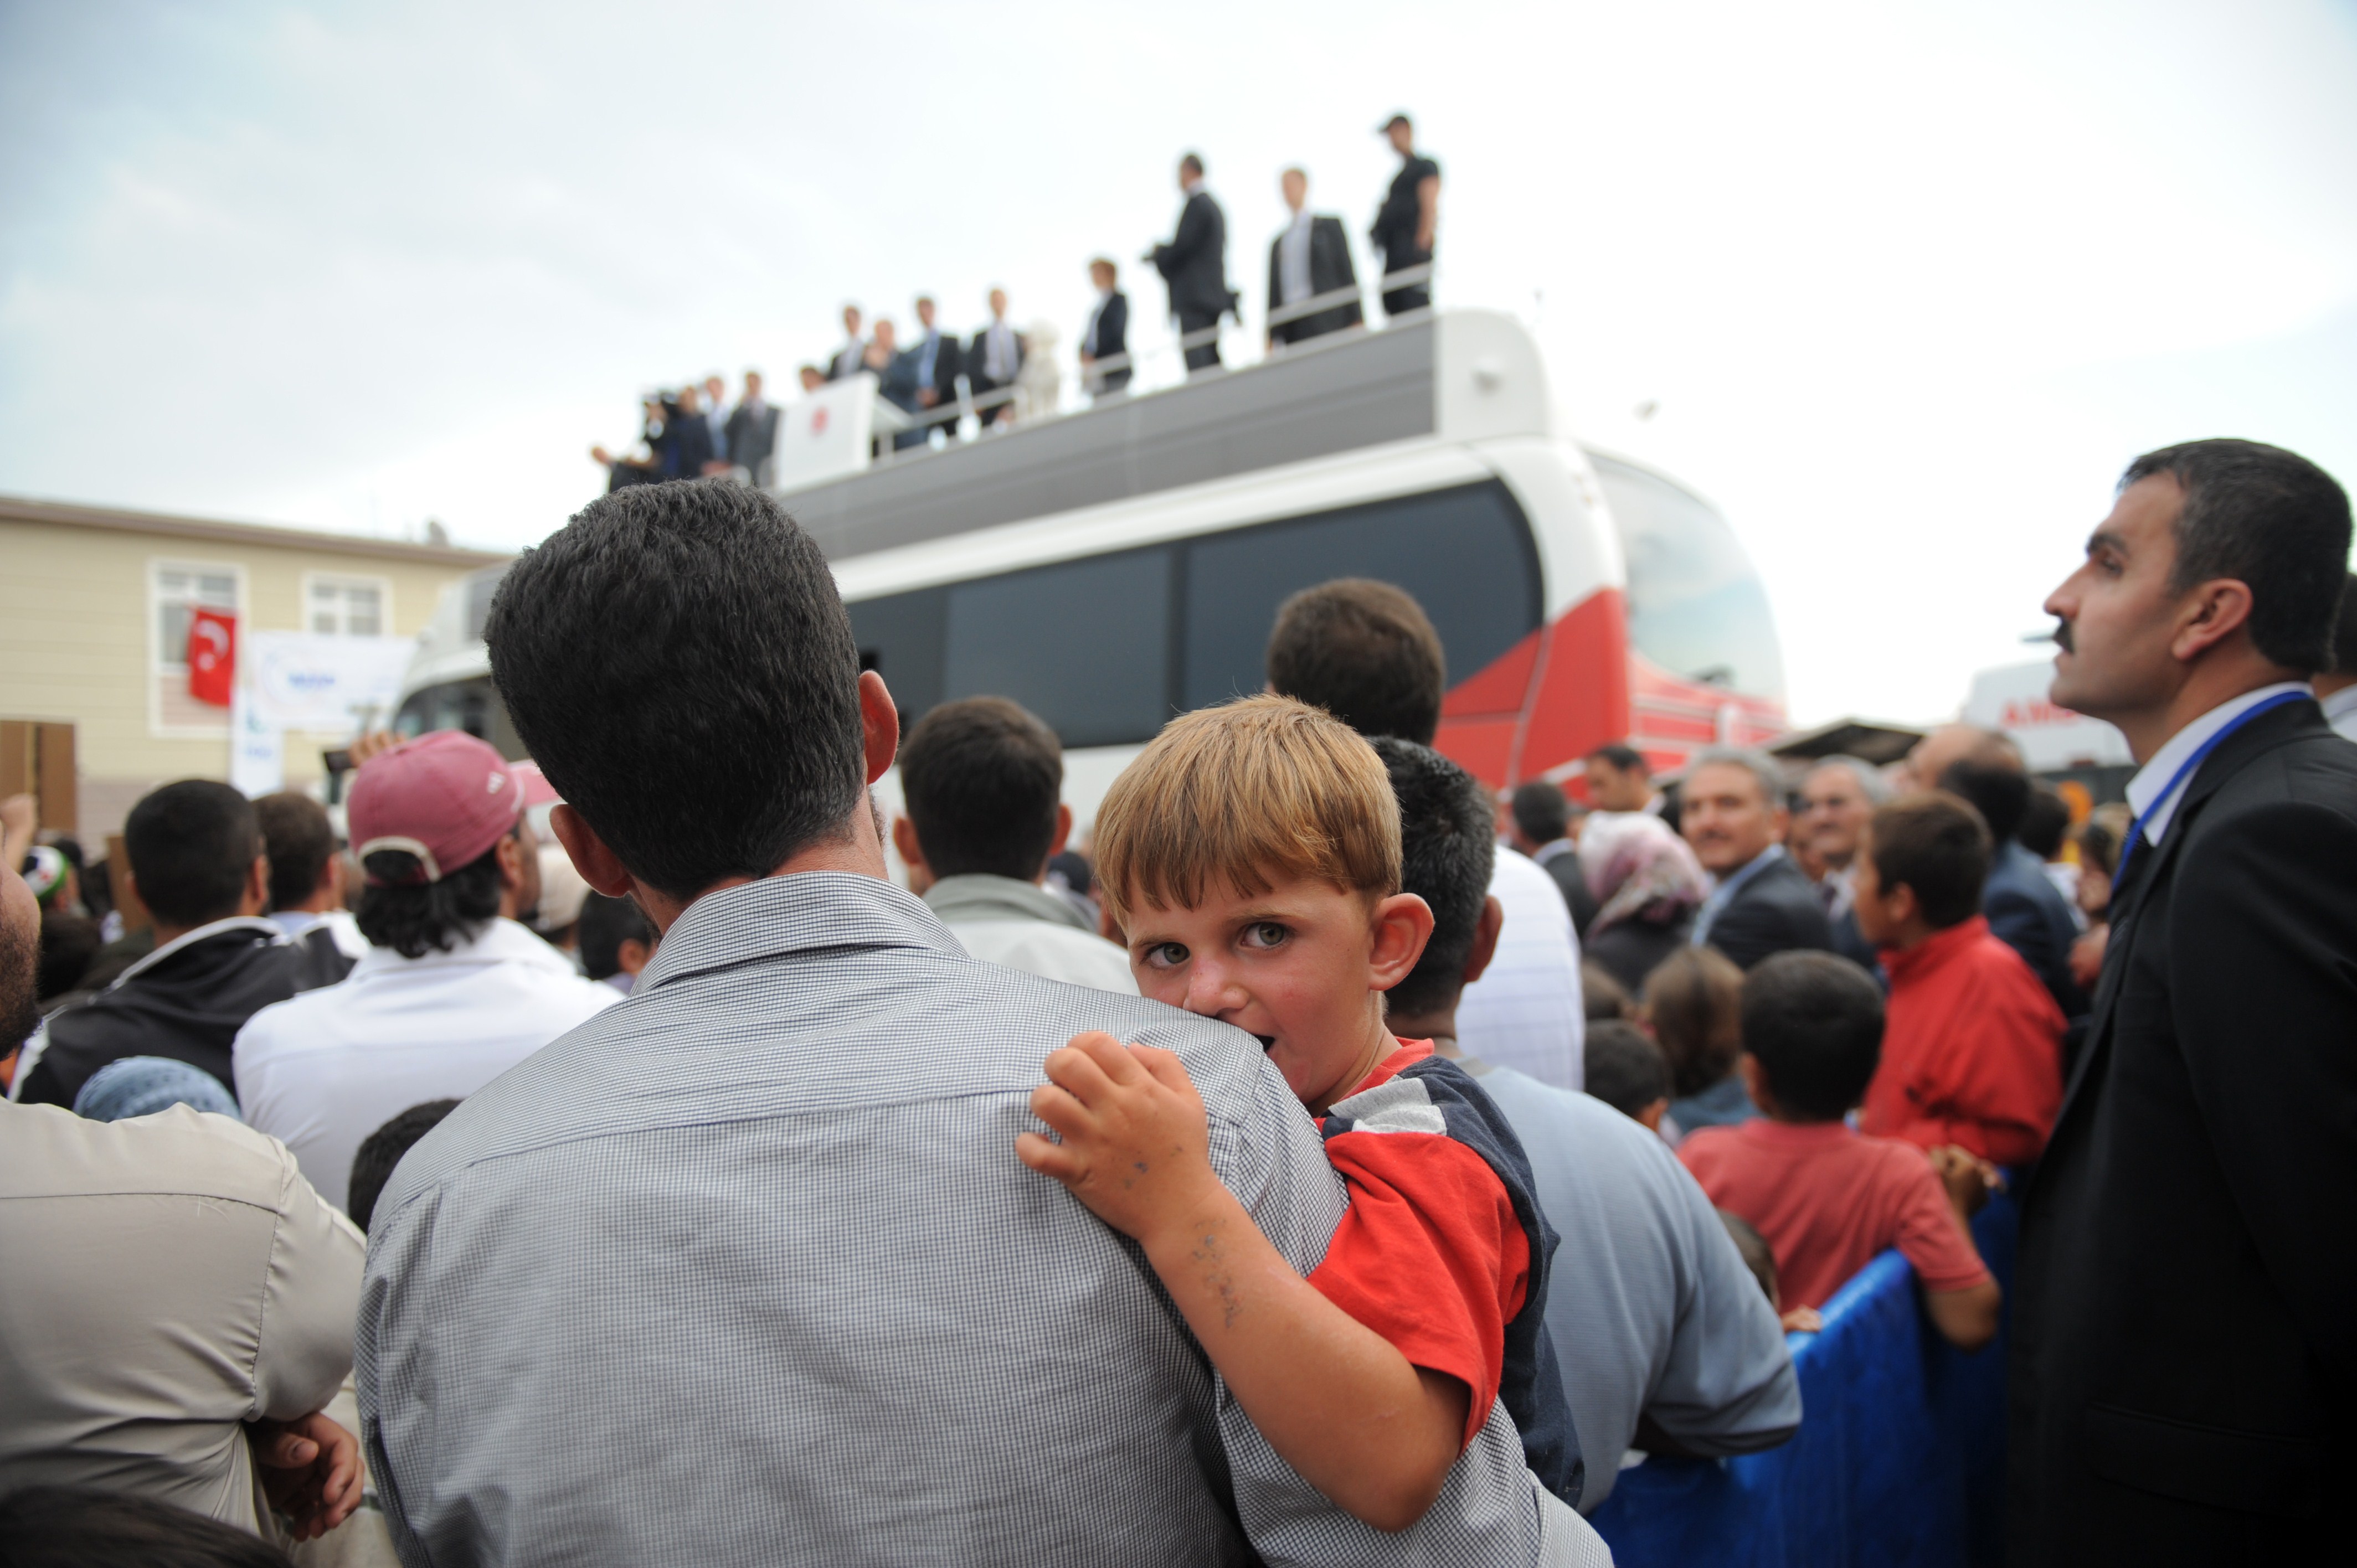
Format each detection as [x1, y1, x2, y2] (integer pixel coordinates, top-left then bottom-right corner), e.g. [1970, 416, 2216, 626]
[1454, 848, 1586, 1090]
[234, 918, 620, 1213]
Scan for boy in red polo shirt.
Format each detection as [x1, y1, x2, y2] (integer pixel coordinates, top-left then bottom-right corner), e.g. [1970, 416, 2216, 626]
[1680, 952, 2001, 1345]
[1852, 793, 2065, 1167]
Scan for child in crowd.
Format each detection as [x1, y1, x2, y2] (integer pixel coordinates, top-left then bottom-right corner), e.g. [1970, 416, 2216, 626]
[1677, 952, 2003, 1349]
[1851, 795, 2065, 1166]
[1716, 1209, 1822, 1334]
[1639, 945, 1753, 1139]
[1015, 695, 1583, 1534]
[1583, 1020, 1671, 1133]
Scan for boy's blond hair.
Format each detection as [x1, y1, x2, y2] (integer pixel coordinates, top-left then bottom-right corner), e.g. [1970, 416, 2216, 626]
[1094, 694, 1402, 925]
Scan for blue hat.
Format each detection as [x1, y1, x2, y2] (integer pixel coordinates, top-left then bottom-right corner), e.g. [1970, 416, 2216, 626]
[73, 1056, 240, 1123]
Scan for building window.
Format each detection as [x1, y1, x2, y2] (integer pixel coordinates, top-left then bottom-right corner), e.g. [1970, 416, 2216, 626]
[305, 574, 389, 637]
[150, 560, 244, 735]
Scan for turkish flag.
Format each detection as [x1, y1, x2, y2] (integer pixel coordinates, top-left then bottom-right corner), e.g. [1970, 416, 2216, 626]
[188, 607, 236, 706]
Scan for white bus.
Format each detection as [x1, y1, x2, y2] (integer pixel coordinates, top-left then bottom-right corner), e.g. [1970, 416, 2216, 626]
[396, 309, 1785, 823]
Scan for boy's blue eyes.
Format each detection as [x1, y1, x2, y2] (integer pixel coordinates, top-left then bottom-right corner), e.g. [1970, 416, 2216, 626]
[1241, 922, 1290, 948]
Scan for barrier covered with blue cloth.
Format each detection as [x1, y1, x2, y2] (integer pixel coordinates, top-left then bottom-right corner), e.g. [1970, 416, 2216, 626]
[1589, 1192, 2019, 1568]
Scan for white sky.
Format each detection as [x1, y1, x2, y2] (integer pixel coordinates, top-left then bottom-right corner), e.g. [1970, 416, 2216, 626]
[3, 0, 2353, 728]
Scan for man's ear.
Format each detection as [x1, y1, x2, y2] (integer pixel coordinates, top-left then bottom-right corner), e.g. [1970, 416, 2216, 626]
[1736, 1052, 1772, 1115]
[1460, 894, 1505, 987]
[2170, 579, 2259, 665]
[1369, 892, 1437, 991]
[1048, 802, 1072, 861]
[890, 816, 931, 891]
[858, 670, 900, 785]
[550, 804, 635, 899]
[241, 855, 270, 917]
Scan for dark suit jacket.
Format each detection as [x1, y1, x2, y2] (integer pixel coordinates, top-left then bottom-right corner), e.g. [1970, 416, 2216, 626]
[660, 407, 715, 478]
[910, 331, 962, 410]
[724, 402, 778, 479]
[964, 323, 1026, 390]
[1584, 914, 1691, 996]
[2009, 699, 2357, 1562]
[1267, 214, 1363, 342]
[1529, 845, 1598, 938]
[1152, 190, 1237, 319]
[1083, 291, 1130, 391]
[1699, 852, 1835, 972]
[1985, 841, 2089, 1019]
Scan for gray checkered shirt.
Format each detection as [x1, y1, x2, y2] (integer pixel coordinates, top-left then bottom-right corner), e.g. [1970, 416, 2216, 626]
[357, 873, 1574, 1566]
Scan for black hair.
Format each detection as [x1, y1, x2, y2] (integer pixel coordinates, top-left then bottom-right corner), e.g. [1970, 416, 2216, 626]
[356, 842, 505, 960]
[1266, 579, 1446, 745]
[1935, 757, 2029, 846]
[36, 910, 100, 1003]
[2017, 785, 2071, 861]
[122, 780, 260, 928]
[899, 697, 1063, 881]
[1180, 152, 1205, 176]
[1510, 780, 1570, 845]
[2121, 439, 2353, 673]
[485, 480, 867, 901]
[1581, 961, 1633, 1023]
[1741, 951, 1885, 1121]
[1370, 737, 1493, 1017]
[348, 1099, 461, 1232]
[2331, 574, 2357, 676]
[1584, 1021, 1671, 1120]
[254, 791, 337, 913]
[1586, 742, 1646, 775]
[0, 895, 38, 1053]
[1867, 794, 1991, 929]
[1641, 945, 1746, 1098]
[577, 890, 655, 982]
[1717, 1210, 1778, 1306]
[0, 1486, 291, 1567]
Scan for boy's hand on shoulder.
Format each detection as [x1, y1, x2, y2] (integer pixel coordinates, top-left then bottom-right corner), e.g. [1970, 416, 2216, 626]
[1017, 1032, 1224, 1249]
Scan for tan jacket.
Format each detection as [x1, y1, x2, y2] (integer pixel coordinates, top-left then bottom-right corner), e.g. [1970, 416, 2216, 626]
[0, 1101, 364, 1531]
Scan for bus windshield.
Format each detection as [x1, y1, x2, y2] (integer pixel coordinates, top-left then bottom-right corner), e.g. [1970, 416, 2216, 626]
[1588, 451, 1786, 702]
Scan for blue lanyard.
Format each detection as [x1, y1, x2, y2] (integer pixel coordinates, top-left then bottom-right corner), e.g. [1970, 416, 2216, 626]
[2113, 690, 2307, 892]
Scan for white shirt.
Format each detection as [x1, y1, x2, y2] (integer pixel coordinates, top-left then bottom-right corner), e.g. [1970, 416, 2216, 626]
[1278, 210, 1314, 306]
[2320, 683, 2357, 742]
[270, 906, 370, 959]
[1454, 848, 1586, 1090]
[2123, 682, 2309, 849]
[234, 918, 620, 1213]
[948, 921, 1139, 994]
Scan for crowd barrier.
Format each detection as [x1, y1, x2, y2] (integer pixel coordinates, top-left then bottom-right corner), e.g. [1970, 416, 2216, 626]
[1590, 1190, 2020, 1568]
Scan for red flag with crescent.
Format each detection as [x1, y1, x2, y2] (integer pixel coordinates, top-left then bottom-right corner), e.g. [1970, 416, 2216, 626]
[188, 607, 236, 706]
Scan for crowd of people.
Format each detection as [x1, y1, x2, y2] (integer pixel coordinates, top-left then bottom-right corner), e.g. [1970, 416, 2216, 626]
[1, 434, 2351, 1566]
[584, 117, 1445, 484]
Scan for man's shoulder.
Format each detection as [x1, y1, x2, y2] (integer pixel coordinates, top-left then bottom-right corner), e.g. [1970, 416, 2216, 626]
[0, 1099, 295, 1208]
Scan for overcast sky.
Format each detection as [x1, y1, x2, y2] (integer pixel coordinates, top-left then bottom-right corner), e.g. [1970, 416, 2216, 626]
[3, 1, 2353, 727]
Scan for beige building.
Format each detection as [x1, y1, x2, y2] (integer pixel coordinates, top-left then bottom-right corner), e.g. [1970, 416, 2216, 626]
[1, 494, 510, 839]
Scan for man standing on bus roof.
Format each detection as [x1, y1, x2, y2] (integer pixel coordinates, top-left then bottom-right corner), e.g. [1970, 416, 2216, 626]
[1147, 152, 1238, 376]
[1267, 167, 1362, 351]
[1372, 114, 1439, 318]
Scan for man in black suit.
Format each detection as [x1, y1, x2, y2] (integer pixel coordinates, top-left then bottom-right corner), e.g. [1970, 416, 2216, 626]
[1267, 167, 1362, 349]
[723, 369, 778, 487]
[966, 288, 1024, 430]
[1505, 779, 1597, 936]
[1371, 114, 1440, 317]
[2009, 440, 2357, 1565]
[1147, 152, 1236, 375]
[908, 297, 962, 444]
[1079, 257, 1130, 399]
[825, 305, 865, 382]
[1679, 749, 1835, 971]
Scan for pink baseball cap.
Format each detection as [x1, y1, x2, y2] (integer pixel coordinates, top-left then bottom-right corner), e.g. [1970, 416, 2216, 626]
[511, 761, 562, 808]
[349, 730, 527, 884]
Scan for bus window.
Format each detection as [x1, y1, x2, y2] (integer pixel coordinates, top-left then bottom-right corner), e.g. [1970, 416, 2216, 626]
[850, 585, 947, 723]
[1589, 452, 1787, 701]
[945, 547, 1174, 748]
[1181, 481, 1542, 711]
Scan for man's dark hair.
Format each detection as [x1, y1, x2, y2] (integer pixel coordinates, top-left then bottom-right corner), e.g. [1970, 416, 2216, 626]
[349, 1099, 461, 1232]
[485, 481, 867, 900]
[2017, 785, 2071, 861]
[2331, 572, 2357, 676]
[1, 891, 39, 1052]
[1266, 579, 1447, 745]
[2121, 439, 2353, 673]
[356, 843, 505, 960]
[577, 890, 655, 982]
[1584, 1022, 1670, 1120]
[0, 1486, 291, 1567]
[1180, 152, 1205, 177]
[1510, 780, 1569, 846]
[37, 910, 100, 1002]
[1741, 951, 1885, 1122]
[254, 791, 336, 913]
[1867, 795, 1991, 929]
[899, 698, 1064, 881]
[1587, 742, 1646, 775]
[122, 781, 260, 929]
[1935, 756, 2029, 846]
[1371, 737, 1492, 1017]
[1582, 961, 1632, 1022]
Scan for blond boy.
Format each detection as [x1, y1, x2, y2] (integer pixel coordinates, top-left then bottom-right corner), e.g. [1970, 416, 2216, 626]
[1017, 697, 1586, 1535]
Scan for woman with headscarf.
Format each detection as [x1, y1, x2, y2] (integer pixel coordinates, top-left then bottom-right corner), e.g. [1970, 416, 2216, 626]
[1578, 813, 1711, 993]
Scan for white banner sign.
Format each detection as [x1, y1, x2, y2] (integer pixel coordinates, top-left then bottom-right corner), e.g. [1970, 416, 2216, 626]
[249, 632, 418, 737]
